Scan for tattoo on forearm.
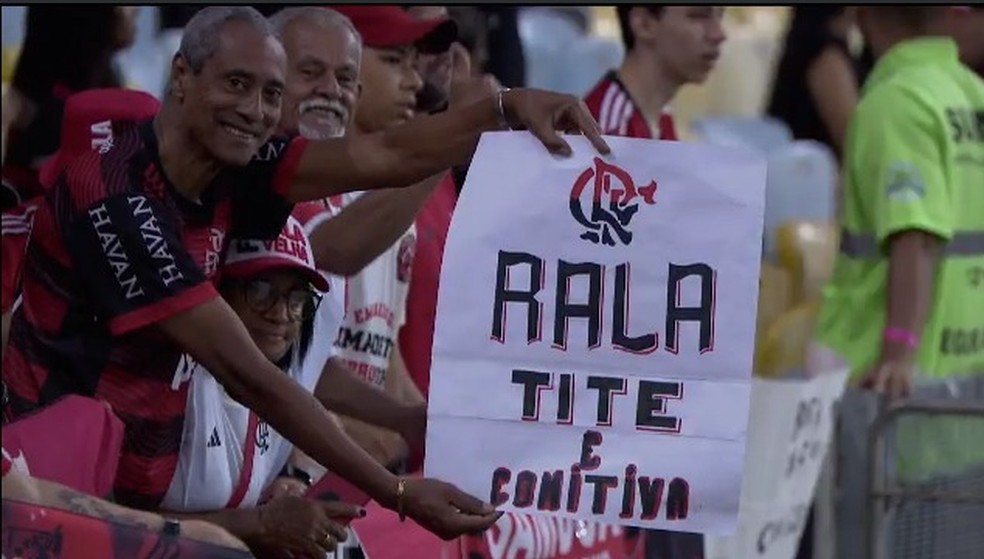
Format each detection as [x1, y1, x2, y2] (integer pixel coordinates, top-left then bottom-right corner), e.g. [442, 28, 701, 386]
[55, 487, 153, 530]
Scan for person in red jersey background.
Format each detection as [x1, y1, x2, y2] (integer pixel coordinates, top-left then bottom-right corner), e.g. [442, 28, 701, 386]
[1, 202, 35, 354]
[2, 7, 138, 209]
[584, 5, 726, 141]
[584, 6, 726, 559]
[1, 88, 161, 357]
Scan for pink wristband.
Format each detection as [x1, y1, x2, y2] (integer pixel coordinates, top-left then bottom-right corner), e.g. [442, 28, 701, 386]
[884, 327, 919, 348]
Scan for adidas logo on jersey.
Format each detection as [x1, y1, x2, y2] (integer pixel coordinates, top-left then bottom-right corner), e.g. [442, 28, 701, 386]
[207, 427, 222, 448]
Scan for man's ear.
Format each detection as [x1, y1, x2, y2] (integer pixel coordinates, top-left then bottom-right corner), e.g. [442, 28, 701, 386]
[170, 54, 192, 102]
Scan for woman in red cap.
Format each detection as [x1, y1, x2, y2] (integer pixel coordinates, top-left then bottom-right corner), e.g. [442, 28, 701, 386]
[157, 217, 390, 557]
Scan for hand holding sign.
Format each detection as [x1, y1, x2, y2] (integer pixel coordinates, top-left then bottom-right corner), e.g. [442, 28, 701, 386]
[500, 90, 610, 157]
[253, 495, 364, 556]
[426, 133, 768, 533]
[400, 477, 504, 540]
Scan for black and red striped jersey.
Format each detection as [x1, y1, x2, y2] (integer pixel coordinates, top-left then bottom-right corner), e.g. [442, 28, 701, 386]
[2, 118, 306, 509]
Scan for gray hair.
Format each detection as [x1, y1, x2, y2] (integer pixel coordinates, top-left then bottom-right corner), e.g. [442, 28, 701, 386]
[178, 6, 275, 74]
[269, 7, 362, 53]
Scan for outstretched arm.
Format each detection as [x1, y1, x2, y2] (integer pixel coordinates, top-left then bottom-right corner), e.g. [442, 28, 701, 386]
[157, 297, 401, 508]
[285, 89, 609, 203]
[1, 469, 249, 551]
[158, 299, 502, 539]
[299, 61, 502, 276]
[303, 175, 442, 276]
[315, 356, 422, 435]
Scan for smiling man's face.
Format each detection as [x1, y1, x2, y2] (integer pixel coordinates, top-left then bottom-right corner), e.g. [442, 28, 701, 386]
[173, 19, 287, 166]
[279, 17, 362, 140]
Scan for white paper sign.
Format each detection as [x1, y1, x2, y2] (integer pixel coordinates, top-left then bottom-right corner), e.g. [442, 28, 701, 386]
[705, 370, 849, 559]
[425, 132, 767, 534]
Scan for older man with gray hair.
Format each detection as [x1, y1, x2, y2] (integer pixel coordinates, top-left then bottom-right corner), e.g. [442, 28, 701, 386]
[270, 7, 363, 141]
[272, 1, 511, 488]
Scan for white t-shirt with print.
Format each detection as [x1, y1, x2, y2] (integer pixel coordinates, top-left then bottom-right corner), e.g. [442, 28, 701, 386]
[295, 202, 348, 391]
[306, 192, 416, 390]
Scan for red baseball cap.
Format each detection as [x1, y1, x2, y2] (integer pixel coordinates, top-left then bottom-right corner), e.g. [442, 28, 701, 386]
[38, 88, 161, 187]
[331, 5, 457, 54]
[224, 216, 331, 293]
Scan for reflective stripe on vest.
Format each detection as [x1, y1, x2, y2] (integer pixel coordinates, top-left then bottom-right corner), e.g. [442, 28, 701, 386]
[840, 230, 984, 258]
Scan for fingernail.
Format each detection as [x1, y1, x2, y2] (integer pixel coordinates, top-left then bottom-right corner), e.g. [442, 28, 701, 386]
[359, 508, 367, 517]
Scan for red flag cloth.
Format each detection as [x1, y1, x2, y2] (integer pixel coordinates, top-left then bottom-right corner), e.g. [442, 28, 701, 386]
[356, 496, 643, 559]
[1, 395, 124, 498]
[1, 499, 254, 559]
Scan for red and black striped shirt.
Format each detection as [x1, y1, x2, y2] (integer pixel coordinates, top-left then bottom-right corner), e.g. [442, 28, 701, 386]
[583, 70, 679, 141]
[1, 118, 306, 509]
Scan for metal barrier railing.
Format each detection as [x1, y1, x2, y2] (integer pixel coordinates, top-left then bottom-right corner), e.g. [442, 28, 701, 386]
[865, 399, 984, 559]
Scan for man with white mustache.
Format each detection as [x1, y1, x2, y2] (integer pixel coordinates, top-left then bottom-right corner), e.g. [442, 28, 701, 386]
[269, 8, 464, 556]
[275, 6, 359, 144]
[269, 5, 493, 486]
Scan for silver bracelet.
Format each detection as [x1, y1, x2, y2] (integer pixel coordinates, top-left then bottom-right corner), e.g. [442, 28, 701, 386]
[496, 87, 512, 130]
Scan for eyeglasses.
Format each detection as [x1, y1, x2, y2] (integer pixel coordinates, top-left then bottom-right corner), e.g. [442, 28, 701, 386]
[241, 279, 322, 321]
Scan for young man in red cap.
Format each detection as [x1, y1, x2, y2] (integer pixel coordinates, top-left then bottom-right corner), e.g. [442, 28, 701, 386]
[2, 5, 608, 541]
[406, 5, 454, 115]
[0, 88, 162, 355]
[584, 5, 726, 140]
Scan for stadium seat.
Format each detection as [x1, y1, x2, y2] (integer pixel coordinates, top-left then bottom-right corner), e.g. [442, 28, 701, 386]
[518, 7, 584, 45]
[763, 140, 838, 258]
[559, 36, 624, 96]
[776, 220, 839, 304]
[114, 6, 166, 95]
[691, 115, 793, 154]
[755, 300, 820, 378]
[519, 7, 584, 91]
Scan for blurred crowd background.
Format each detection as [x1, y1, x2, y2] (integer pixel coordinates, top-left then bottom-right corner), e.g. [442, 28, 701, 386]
[1, 6, 797, 137]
